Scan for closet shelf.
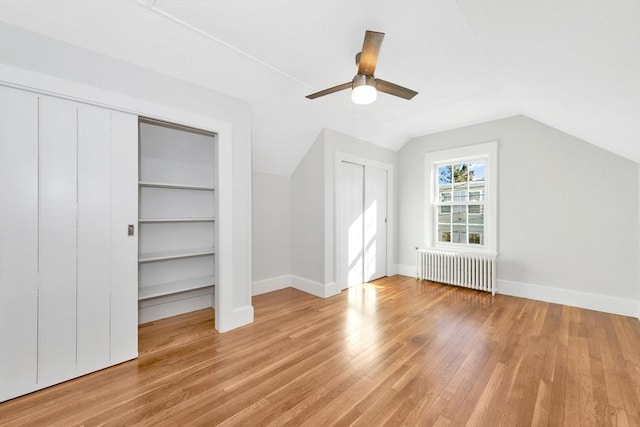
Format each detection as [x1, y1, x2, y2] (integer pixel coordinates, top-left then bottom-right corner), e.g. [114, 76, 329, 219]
[139, 181, 215, 191]
[138, 247, 216, 263]
[138, 217, 215, 223]
[138, 275, 215, 300]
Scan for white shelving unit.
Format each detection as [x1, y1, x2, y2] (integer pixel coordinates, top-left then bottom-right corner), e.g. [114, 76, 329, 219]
[138, 247, 216, 263]
[138, 119, 217, 323]
[139, 181, 215, 191]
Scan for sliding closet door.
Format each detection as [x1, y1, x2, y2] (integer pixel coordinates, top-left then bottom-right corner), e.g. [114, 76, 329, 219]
[38, 96, 79, 385]
[337, 159, 389, 290]
[110, 111, 138, 363]
[338, 161, 365, 288]
[363, 166, 387, 282]
[77, 105, 112, 374]
[0, 86, 138, 402]
[0, 87, 39, 401]
[76, 106, 138, 372]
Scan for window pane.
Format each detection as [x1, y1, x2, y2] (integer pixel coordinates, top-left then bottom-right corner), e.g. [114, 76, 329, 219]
[469, 225, 484, 245]
[453, 183, 467, 202]
[469, 205, 484, 225]
[438, 206, 451, 223]
[469, 181, 485, 201]
[452, 205, 467, 224]
[439, 188, 452, 203]
[469, 161, 486, 182]
[469, 215, 483, 226]
[438, 224, 451, 242]
[453, 163, 468, 182]
[452, 225, 466, 243]
[438, 165, 451, 184]
[469, 215, 483, 225]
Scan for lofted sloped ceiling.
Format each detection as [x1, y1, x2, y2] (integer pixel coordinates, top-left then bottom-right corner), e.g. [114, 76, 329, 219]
[0, 0, 638, 176]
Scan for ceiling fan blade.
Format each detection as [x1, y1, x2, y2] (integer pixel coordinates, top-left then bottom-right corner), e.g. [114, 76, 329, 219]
[375, 78, 418, 100]
[358, 30, 385, 76]
[306, 82, 352, 99]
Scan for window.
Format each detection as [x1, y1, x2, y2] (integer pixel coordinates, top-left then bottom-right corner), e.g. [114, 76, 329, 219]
[436, 161, 486, 245]
[425, 142, 497, 254]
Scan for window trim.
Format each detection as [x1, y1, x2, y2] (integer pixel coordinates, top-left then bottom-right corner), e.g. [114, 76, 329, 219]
[425, 141, 498, 255]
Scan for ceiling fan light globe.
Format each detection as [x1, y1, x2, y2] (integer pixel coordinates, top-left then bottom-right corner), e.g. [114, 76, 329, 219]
[352, 84, 377, 105]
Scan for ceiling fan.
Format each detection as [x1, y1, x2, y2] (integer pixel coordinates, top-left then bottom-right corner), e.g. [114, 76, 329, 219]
[306, 30, 418, 105]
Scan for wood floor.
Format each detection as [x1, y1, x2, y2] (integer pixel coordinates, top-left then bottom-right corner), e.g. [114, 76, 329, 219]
[1, 275, 639, 426]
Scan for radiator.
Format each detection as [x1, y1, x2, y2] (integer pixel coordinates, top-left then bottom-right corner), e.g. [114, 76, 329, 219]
[416, 248, 496, 295]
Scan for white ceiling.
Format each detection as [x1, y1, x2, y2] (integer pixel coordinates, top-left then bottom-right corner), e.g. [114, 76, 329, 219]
[0, 0, 638, 176]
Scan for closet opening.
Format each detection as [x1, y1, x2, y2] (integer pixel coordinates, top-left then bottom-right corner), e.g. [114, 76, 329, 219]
[336, 159, 389, 290]
[137, 118, 218, 324]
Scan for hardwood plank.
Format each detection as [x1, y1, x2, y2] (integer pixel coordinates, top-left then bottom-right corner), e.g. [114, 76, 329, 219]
[1, 276, 639, 426]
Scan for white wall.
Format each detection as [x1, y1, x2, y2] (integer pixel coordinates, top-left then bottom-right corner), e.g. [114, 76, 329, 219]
[252, 172, 291, 281]
[0, 22, 253, 331]
[398, 115, 639, 313]
[290, 132, 326, 285]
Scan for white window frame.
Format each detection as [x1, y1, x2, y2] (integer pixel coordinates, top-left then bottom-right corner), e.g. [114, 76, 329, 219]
[425, 141, 498, 255]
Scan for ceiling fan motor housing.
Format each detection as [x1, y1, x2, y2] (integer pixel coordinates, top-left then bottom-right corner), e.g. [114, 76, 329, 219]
[353, 74, 376, 89]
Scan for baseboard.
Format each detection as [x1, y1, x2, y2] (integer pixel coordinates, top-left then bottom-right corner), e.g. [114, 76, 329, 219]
[396, 264, 416, 278]
[291, 275, 338, 298]
[497, 279, 640, 319]
[216, 305, 254, 333]
[252, 275, 291, 296]
[325, 282, 338, 297]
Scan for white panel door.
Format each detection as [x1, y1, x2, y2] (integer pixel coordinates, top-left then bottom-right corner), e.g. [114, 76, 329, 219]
[77, 105, 111, 374]
[110, 111, 138, 363]
[0, 87, 39, 401]
[338, 161, 365, 289]
[38, 96, 78, 386]
[363, 166, 388, 282]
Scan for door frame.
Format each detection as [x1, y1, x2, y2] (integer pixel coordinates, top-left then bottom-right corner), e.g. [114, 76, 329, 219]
[335, 152, 394, 291]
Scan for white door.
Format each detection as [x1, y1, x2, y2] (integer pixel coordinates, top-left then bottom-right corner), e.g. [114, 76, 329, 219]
[0, 86, 39, 401]
[0, 87, 138, 402]
[339, 161, 365, 287]
[337, 161, 388, 290]
[363, 165, 387, 282]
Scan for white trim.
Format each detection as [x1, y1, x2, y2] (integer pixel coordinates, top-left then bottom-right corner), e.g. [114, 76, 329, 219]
[325, 282, 338, 297]
[291, 275, 338, 298]
[425, 141, 498, 255]
[334, 152, 395, 291]
[497, 279, 640, 319]
[396, 264, 416, 278]
[0, 64, 246, 332]
[252, 275, 291, 296]
[252, 275, 339, 299]
[217, 305, 255, 333]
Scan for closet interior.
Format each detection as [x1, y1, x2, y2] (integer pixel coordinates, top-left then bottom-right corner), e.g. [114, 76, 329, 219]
[137, 119, 218, 323]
